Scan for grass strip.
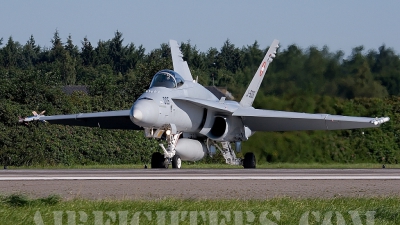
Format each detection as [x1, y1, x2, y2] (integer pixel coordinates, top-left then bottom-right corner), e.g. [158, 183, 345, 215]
[0, 194, 399, 224]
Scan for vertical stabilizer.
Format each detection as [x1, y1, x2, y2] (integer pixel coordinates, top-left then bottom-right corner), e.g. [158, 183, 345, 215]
[169, 40, 193, 81]
[239, 39, 279, 107]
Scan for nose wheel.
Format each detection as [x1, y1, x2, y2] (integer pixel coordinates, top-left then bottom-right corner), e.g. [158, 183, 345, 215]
[172, 155, 181, 169]
[151, 152, 182, 169]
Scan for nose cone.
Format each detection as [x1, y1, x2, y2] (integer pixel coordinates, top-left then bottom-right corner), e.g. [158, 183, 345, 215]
[130, 100, 159, 127]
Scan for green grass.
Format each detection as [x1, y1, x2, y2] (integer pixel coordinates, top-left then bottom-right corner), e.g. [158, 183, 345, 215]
[0, 194, 399, 224]
[8, 162, 400, 170]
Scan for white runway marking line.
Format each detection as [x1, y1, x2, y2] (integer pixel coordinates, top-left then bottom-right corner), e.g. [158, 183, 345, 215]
[1, 176, 400, 180]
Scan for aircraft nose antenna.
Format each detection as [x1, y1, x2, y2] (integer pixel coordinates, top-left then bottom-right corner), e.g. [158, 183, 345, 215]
[130, 99, 159, 127]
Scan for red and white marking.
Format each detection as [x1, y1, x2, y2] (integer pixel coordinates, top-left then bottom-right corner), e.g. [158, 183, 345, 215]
[260, 61, 266, 76]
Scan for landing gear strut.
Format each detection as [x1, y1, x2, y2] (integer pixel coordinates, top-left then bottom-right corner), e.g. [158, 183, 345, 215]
[208, 140, 242, 166]
[207, 139, 256, 168]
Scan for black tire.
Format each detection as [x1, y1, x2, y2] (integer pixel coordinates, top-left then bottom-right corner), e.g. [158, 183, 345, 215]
[243, 152, 256, 169]
[151, 152, 165, 169]
[172, 155, 181, 169]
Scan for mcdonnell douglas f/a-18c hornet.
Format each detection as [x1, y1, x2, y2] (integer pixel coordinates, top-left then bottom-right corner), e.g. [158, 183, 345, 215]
[20, 39, 390, 169]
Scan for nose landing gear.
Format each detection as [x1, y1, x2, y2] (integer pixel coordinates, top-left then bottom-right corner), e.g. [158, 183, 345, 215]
[151, 129, 182, 169]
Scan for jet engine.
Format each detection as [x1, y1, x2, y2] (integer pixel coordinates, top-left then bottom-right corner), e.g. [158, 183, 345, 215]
[202, 115, 247, 142]
[208, 116, 229, 139]
[175, 138, 207, 161]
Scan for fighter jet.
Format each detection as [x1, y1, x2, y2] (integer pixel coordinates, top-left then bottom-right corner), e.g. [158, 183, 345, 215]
[20, 39, 390, 169]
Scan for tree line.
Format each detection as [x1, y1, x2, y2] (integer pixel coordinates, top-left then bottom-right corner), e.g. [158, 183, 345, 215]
[0, 31, 399, 166]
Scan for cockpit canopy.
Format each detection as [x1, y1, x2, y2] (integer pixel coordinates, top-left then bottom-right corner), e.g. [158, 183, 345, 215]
[149, 70, 185, 89]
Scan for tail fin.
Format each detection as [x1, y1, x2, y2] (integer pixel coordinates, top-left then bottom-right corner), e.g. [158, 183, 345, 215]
[169, 40, 193, 81]
[239, 39, 279, 107]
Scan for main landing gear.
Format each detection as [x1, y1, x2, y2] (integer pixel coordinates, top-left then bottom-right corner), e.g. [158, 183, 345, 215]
[208, 140, 256, 168]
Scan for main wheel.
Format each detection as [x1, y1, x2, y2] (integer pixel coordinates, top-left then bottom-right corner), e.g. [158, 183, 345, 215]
[243, 152, 256, 169]
[172, 155, 181, 169]
[151, 152, 165, 168]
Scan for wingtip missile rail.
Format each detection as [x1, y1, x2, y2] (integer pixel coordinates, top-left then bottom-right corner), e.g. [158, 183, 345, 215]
[370, 117, 390, 125]
[18, 111, 47, 124]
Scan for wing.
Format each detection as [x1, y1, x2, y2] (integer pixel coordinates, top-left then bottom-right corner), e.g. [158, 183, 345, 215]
[233, 108, 390, 131]
[169, 40, 193, 81]
[37, 110, 142, 130]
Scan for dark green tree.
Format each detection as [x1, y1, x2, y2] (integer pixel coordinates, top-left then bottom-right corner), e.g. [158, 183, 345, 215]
[65, 34, 79, 59]
[218, 39, 242, 73]
[94, 39, 111, 67]
[49, 30, 76, 85]
[267, 44, 306, 95]
[108, 31, 124, 73]
[242, 41, 264, 71]
[50, 30, 64, 61]
[81, 36, 95, 67]
[122, 43, 145, 75]
[21, 35, 40, 69]
[2, 36, 20, 69]
[180, 40, 203, 69]
[371, 45, 400, 96]
[339, 46, 388, 98]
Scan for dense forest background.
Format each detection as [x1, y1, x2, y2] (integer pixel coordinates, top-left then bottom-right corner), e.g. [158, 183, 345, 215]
[1, 31, 399, 166]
